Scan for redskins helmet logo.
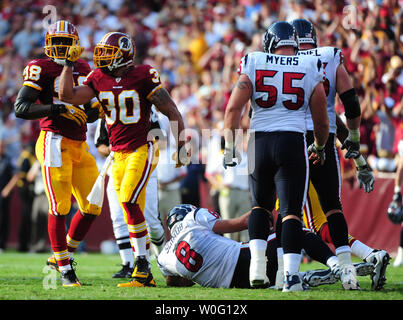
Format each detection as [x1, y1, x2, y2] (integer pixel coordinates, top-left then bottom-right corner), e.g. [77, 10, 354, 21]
[119, 36, 133, 53]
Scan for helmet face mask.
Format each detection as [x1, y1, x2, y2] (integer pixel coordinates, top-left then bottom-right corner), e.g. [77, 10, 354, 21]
[44, 20, 79, 60]
[93, 32, 135, 72]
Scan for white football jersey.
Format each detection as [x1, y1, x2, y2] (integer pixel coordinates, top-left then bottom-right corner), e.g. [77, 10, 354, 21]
[298, 46, 344, 134]
[239, 51, 324, 133]
[157, 208, 242, 288]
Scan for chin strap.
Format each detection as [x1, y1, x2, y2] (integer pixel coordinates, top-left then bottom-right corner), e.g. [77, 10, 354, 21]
[53, 58, 68, 66]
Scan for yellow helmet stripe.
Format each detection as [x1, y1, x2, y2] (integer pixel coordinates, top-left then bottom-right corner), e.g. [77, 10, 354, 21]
[60, 20, 65, 32]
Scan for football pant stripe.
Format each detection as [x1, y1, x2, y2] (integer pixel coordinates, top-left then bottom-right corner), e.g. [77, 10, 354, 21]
[130, 142, 154, 204]
[43, 132, 58, 216]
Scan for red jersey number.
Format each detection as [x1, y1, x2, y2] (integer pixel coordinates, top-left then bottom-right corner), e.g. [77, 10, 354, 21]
[176, 241, 203, 273]
[255, 70, 306, 110]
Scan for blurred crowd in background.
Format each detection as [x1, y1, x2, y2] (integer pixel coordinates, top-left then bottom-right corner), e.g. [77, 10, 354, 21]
[0, 0, 402, 251]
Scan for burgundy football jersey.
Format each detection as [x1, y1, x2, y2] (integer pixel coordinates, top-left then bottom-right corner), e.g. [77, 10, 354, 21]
[22, 58, 91, 141]
[83, 65, 162, 152]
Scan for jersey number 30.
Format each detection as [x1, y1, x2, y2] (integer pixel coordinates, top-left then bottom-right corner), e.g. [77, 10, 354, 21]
[255, 70, 306, 110]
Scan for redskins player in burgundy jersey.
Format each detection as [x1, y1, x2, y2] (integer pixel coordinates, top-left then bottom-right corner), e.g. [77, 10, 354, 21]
[58, 31, 189, 287]
[14, 20, 103, 287]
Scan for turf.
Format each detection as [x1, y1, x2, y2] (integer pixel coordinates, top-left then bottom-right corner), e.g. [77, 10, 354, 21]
[0, 251, 402, 301]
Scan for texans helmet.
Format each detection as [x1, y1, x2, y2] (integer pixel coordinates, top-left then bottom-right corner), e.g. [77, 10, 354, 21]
[291, 19, 317, 48]
[44, 20, 79, 60]
[263, 21, 298, 54]
[93, 32, 135, 71]
[166, 204, 197, 231]
[387, 201, 403, 224]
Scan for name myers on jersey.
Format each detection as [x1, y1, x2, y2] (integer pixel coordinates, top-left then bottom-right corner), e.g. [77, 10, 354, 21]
[164, 222, 183, 253]
[266, 55, 299, 65]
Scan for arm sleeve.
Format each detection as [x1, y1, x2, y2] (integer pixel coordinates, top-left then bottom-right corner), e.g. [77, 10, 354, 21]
[14, 86, 64, 119]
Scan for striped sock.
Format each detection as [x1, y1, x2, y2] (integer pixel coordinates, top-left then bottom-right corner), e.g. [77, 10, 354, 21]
[48, 214, 70, 268]
[123, 202, 149, 258]
[67, 210, 96, 253]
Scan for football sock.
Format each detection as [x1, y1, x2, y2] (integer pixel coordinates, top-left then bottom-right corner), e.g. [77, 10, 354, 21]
[67, 210, 96, 253]
[48, 214, 70, 268]
[350, 239, 373, 260]
[248, 207, 272, 241]
[283, 253, 301, 275]
[123, 202, 149, 258]
[116, 236, 134, 267]
[336, 245, 352, 266]
[281, 218, 303, 275]
[302, 231, 334, 265]
[326, 211, 349, 248]
[281, 218, 303, 254]
[326, 255, 339, 269]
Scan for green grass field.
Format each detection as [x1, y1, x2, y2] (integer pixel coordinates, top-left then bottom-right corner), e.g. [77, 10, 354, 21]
[0, 251, 402, 301]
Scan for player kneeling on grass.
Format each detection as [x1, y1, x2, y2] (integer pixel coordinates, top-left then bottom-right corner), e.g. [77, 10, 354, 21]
[157, 205, 375, 289]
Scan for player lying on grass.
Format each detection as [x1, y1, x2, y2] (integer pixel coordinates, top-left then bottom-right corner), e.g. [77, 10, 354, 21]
[157, 205, 374, 289]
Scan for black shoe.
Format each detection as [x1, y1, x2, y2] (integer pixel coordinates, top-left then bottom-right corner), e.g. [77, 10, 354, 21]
[113, 263, 134, 278]
[60, 269, 81, 287]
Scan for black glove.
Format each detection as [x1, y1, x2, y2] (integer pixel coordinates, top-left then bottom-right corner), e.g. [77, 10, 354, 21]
[307, 143, 326, 165]
[341, 139, 360, 159]
[356, 164, 374, 193]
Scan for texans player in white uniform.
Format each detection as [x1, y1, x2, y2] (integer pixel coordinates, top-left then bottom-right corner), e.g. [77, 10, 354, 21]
[94, 107, 165, 278]
[157, 204, 375, 289]
[291, 19, 390, 290]
[223, 21, 329, 292]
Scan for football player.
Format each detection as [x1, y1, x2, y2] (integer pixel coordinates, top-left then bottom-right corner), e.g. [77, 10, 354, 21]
[157, 205, 374, 289]
[94, 108, 166, 278]
[14, 20, 103, 287]
[58, 32, 189, 287]
[223, 21, 329, 291]
[290, 18, 390, 290]
[275, 114, 390, 290]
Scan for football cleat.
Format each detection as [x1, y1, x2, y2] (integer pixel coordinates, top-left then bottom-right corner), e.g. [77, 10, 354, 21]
[302, 269, 337, 287]
[340, 264, 360, 290]
[117, 256, 156, 287]
[354, 261, 375, 277]
[46, 254, 76, 272]
[60, 269, 81, 287]
[112, 263, 134, 278]
[365, 249, 391, 290]
[282, 272, 306, 292]
[249, 256, 270, 288]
